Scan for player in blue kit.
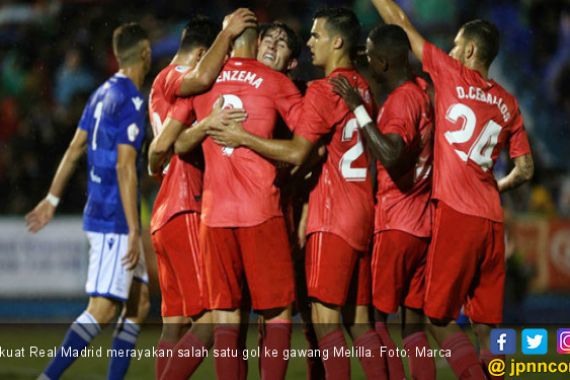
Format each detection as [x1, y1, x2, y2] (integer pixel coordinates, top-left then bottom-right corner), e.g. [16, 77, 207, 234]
[25, 23, 152, 380]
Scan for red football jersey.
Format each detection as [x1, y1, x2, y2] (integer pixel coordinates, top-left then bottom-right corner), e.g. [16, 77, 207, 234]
[192, 57, 303, 227]
[374, 77, 434, 238]
[423, 43, 531, 222]
[149, 64, 203, 234]
[295, 68, 375, 252]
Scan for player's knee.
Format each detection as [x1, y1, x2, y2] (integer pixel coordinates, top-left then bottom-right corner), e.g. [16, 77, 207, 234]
[87, 300, 118, 325]
[428, 316, 452, 327]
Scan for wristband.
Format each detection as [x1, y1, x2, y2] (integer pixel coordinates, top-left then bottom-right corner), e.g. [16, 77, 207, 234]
[46, 193, 60, 208]
[353, 105, 373, 128]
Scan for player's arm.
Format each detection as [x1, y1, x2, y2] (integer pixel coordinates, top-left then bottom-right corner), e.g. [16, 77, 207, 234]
[177, 8, 257, 96]
[497, 154, 534, 193]
[117, 144, 140, 269]
[330, 76, 404, 168]
[370, 0, 426, 61]
[148, 117, 186, 177]
[208, 123, 314, 166]
[174, 97, 247, 154]
[25, 128, 87, 233]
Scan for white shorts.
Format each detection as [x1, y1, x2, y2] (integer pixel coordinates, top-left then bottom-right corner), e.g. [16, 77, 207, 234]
[85, 232, 149, 302]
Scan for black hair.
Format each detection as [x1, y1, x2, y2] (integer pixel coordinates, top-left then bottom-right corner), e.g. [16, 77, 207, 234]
[112, 22, 148, 65]
[258, 21, 302, 59]
[313, 7, 360, 58]
[368, 24, 410, 63]
[179, 14, 220, 52]
[460, 19, 500, 66]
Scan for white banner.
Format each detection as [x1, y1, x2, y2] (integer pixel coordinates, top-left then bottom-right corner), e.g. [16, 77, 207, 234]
[0, 217, 88, 296]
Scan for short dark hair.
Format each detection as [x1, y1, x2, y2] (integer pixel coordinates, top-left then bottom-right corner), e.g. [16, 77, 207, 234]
[460, 19, 500, 66]
[179, 15, 219, 52]
[259, 21, 301, 59]
[314, 7, 360, 58]
[368, 24, 410, 63]
[112, 22, 148, 64]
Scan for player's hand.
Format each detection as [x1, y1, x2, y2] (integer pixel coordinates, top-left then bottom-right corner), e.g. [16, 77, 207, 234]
[330, 75, 363, 111]
[122, 231, 140, 270]
[223, 8, 257, 39]
[206, 96, 248, 131]
[208, 121, 247, 148]
[25, 199, 56, 233]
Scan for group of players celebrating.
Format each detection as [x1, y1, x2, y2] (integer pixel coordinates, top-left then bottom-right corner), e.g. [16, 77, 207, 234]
[26, 0, 535, 379]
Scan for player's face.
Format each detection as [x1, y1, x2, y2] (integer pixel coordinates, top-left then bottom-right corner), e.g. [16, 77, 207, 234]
[307, 18, 333, 67]
[365, 38, 383, 81]
[257, 28, 294, 73]
[449, 29, 467, 63]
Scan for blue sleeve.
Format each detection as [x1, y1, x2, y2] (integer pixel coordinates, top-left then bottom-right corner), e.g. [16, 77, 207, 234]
[77, 97, 93, 131]
[116, 91, 146, 150]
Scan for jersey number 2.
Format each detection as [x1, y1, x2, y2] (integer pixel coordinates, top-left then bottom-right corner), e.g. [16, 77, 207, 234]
[339, 118, 367, 181]
[445, 103, 502, 171]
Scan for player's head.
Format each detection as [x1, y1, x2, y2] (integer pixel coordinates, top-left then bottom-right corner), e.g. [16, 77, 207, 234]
[233, 27, 258, 58]
[366, 24, 410, 82]
[257, 21, 301, 73]
[179, 15, 220, 58]
[113, 22, 151, 73]
[450, 19, 500, 69]
[308, 7, 360, 68]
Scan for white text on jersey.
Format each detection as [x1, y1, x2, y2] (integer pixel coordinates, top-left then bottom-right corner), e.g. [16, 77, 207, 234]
[216, 70, 264, 89]
[455, 86, 511, 123]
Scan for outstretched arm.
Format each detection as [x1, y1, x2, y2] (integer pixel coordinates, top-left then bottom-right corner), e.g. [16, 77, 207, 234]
[330, 76, 404, 169]
[370, 0, 426, 61]
[25, 128, 87, 233]
[497, 154, 534, 193]
[208, 123, 314, 166]
[177, 8, 257, 96]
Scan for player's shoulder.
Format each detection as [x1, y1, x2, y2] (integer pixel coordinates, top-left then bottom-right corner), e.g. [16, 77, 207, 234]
[106, 74, 144, 113]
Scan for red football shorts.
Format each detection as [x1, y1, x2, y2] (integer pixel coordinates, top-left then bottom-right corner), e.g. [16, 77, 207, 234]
[371, 230, 429, 314]
[200, 216, 295, 310]
[151, 211, 207, 317]
[306, 232, 371, 306]
[424, 201, 505, 324]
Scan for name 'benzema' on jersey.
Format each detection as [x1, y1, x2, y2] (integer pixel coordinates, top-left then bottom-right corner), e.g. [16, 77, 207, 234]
[216, 69, 264, 88]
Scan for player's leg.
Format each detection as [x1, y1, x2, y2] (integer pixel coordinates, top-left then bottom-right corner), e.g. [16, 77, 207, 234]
[158, 212, 213, 380]
[201, 223, 244, 379]
[306, 232, 358, 380]
[342, 251, 388, 380]
[466, 221, 506, 380]
[370, 231, 407, 379]
[38, 296, 118, 380]
[40, 232, 123, 380]
[399, 232, 435, 380]
[150, 224, 188, 378]
[108, 280, 150, 380]
[107, 234, 150, 380]
[239, 216, 295, 380]
[423, 202, 487, 380]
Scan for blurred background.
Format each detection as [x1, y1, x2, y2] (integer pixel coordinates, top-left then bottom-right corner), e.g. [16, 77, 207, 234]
[0, 0, 569, 325]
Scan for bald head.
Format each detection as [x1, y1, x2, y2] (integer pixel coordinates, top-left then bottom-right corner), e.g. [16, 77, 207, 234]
[234, 27, 258, 50]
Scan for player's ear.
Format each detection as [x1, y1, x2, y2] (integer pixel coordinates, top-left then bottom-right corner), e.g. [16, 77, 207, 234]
[465, 40, 476, 61]
[333, 35, 344, 50]
[286, 58, 298, 72]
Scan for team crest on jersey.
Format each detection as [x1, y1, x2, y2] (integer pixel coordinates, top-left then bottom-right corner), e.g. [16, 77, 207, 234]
[127, 123, 139, 142]
[175, 65, 189, 73]
[131, 96, 144, 111]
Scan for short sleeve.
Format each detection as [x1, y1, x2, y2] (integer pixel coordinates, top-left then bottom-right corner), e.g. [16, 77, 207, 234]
[508, 108, 531, 158]
[77, 95, 94, 131]
[423, 42, 461, 83]
[379, 90, 422, 145]
[164, 65, 190, 98]
[273, 76, 303, 130]
[167, 97, 195, 126]
[116, 94, 145, 149]
[294, 83, 333, 143]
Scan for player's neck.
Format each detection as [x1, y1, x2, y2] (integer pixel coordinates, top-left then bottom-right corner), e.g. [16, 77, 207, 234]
[324, 54, 353, 76]
[465, 61, 489, 80]
[231, 45, 257, 59]
[118, 66, 144, 90]
[171, 51, 199, 67]
[384, 69, 413, 93]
